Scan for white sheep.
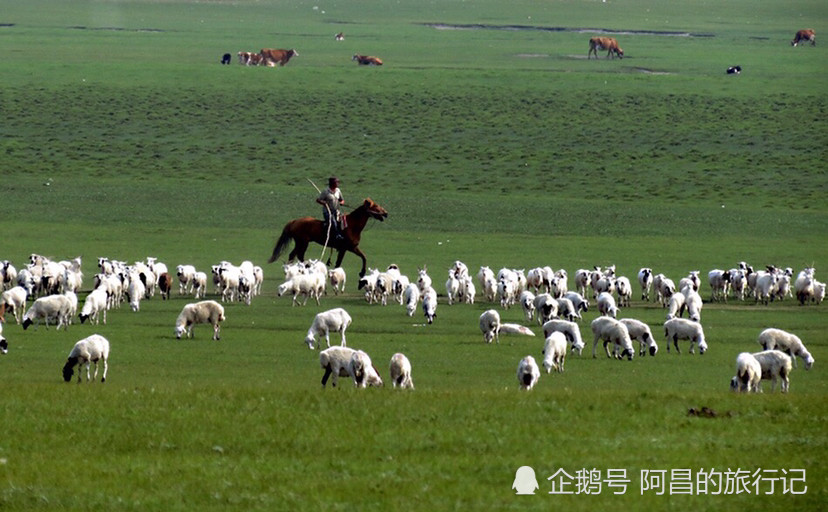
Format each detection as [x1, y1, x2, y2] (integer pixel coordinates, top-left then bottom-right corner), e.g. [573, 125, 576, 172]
[348, 349, 384, 388]
[519, 290, 536, 322]
[461, 276, 476, 304]
[79, 287, 109, 325]
[708, 269, 731, 302]
[615, 276, 632, 307]
[574, 268, 590, 297]
[329, 267, 347, 294]
[192, 271, 208, 299]
[757, 328, 814, 370]
[479, 309, 535, 344]
[305, 308, 352, 349]
[541, 319, 585, 355]
[277, 273, 323, 306]
[666, 292, 686, 320]
[389, 352, 414, 389]
[416, 266, 432, 293]
[590, 316, 634, 360]
[422, 286, 438, 324]
[497, 278, 517, 309]
[517, 355, 541, 390]
[127, 272, 146, 312]
[319, 346, 355, 387]
[794, 267, 815, 305]
[533, 293, 558, 324]
[176, 264, 197, 295]
[62, 334, 110, 383]
[445, 270, 461, 305]
[619, 318, 658, 357]
[683, 289, 703, 322]
[556, 297, 579, 322]
[563, 291, 589, 318]
[638, 267, 653, 301]
[596, 292, 617, 318]
[403, 282, 420, 317]
[1, 285, 28, 324]
[814, 280, 826, 304]
[477, 266, 497, 302]
[654, 274, 676, 307]
[751, 350, 793, 393]
[754, 271, 778, 305]
[730, 352, 761, 393]
[22, 294, 74, 330]
[664, 318, 707, 354]
[542, 331, 568, 373]
[174, 300, 225, 340]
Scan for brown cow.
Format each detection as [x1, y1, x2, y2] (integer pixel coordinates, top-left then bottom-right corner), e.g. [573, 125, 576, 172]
[791, 29, 816, 47]
[588, 37, 623, 59]
[353, 54, 383, 66]
[260, 48, 299, 66]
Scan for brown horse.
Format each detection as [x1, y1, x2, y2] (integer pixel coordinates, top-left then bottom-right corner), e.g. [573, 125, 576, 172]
[268, 198, 388, 277]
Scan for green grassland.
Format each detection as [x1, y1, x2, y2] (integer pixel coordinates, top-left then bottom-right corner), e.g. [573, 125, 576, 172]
[0, 0, 826, 510]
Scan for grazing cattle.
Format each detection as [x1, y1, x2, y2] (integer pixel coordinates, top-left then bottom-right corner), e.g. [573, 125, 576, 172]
[726, 65, 741, 75]
[353, 54, 383, 66]
[260, 48, 299, 67]
[588, 37, 623, 59]
[335, 32, 345, 41]
[221, 53, 231, 65]
[791, 29, 816, 47]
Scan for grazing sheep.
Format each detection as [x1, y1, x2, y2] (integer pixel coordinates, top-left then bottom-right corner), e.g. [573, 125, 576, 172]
[541, 319, 585, 355]
[389, 352, 414, 389]
[683, 289, 703, 322]
[666, 292, 686, 320]
[403, 282, 420, 317]
[422, 286, 438, 324]
[348, 350, 383, 388]
[619, 318, 658, 356]
[757, 328, 814, 370]
[664, 318, 707, 354]
[638, 267, 654, 301]
[305, 308, 352, 349]
[329, 267, 347, 295]
[479, 309, 535, 344]
[517, 355, 541, 390]
[590, 316, 634, 360]
[751, 350, 793, 393]
[62, 334, 110, 383]
[320, 346, 356, 388]
[22, 294, 74, 330]
[1, 285, 28, 324]
[596, 292, 617, 318]
[79, 287, 109, 325]
[730, 352, 761, 393]
[174, 300, 225, 340]
[542, 331, 568, 373]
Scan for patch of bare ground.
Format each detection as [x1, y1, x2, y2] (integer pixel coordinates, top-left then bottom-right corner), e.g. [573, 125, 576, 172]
[422, 23, 714, 38]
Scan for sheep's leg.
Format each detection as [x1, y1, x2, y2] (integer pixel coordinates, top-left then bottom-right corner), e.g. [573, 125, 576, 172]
[101, 359, 107, 382]
[213, 323, 220, 341]
[91, 359, 99, 381]
[324, 332, 331, 348]
[592, 337, 600, 358]
[321, 366, 333, 387]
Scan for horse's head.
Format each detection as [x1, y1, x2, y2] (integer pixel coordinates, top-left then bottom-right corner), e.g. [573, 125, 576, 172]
[362, 198, 388, 221]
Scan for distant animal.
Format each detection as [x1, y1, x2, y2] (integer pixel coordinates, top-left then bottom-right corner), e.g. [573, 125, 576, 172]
[588, 36, 623, 59]
[260, 48, 299, 67]
[335, 32, 345, 41]
[726, 65, 741, 74]
[221, 53, 231, 65]
[353, 54, 383, 66]
[791, 29, 815, 47]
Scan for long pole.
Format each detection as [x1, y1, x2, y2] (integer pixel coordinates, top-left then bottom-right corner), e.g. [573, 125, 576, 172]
[307, 178, 333, 260]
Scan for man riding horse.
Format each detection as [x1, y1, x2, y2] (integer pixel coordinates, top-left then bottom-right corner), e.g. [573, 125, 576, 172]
[316, 176, 345, 242]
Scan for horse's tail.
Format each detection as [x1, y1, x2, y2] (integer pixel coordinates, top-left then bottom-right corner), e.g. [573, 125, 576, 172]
[268, 225, 293, 264]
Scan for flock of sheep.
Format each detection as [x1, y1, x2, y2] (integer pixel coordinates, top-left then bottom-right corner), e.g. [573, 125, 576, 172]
[0, 255, 264, 381]
[0, 254, 821, 392]
[270, 259, 820, 391]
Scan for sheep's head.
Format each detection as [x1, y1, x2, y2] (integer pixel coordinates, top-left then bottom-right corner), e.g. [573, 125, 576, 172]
[730, 377, 740, 391]
[304, 335, 316, 350]
[805, 355, 815, 370]
[649, 344, 658, 357]
[0, 336, 7, 355]
[175, 324, 187, 339]
[620, 348, 634, 361]
[21, 318, 33, 330]
[698, 339, 708, 355]
[62, 358, 77, 382]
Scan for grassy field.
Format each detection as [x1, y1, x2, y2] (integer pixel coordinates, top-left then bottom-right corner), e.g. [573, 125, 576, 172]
[1, 1, 826, 510]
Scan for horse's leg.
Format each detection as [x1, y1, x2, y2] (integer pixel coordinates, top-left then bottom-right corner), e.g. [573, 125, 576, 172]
[344, 246, 368, 278]
[291, 241, 309, 262]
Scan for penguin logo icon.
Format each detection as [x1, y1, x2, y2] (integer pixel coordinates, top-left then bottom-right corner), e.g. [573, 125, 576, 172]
[512, 466, 539, 495]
